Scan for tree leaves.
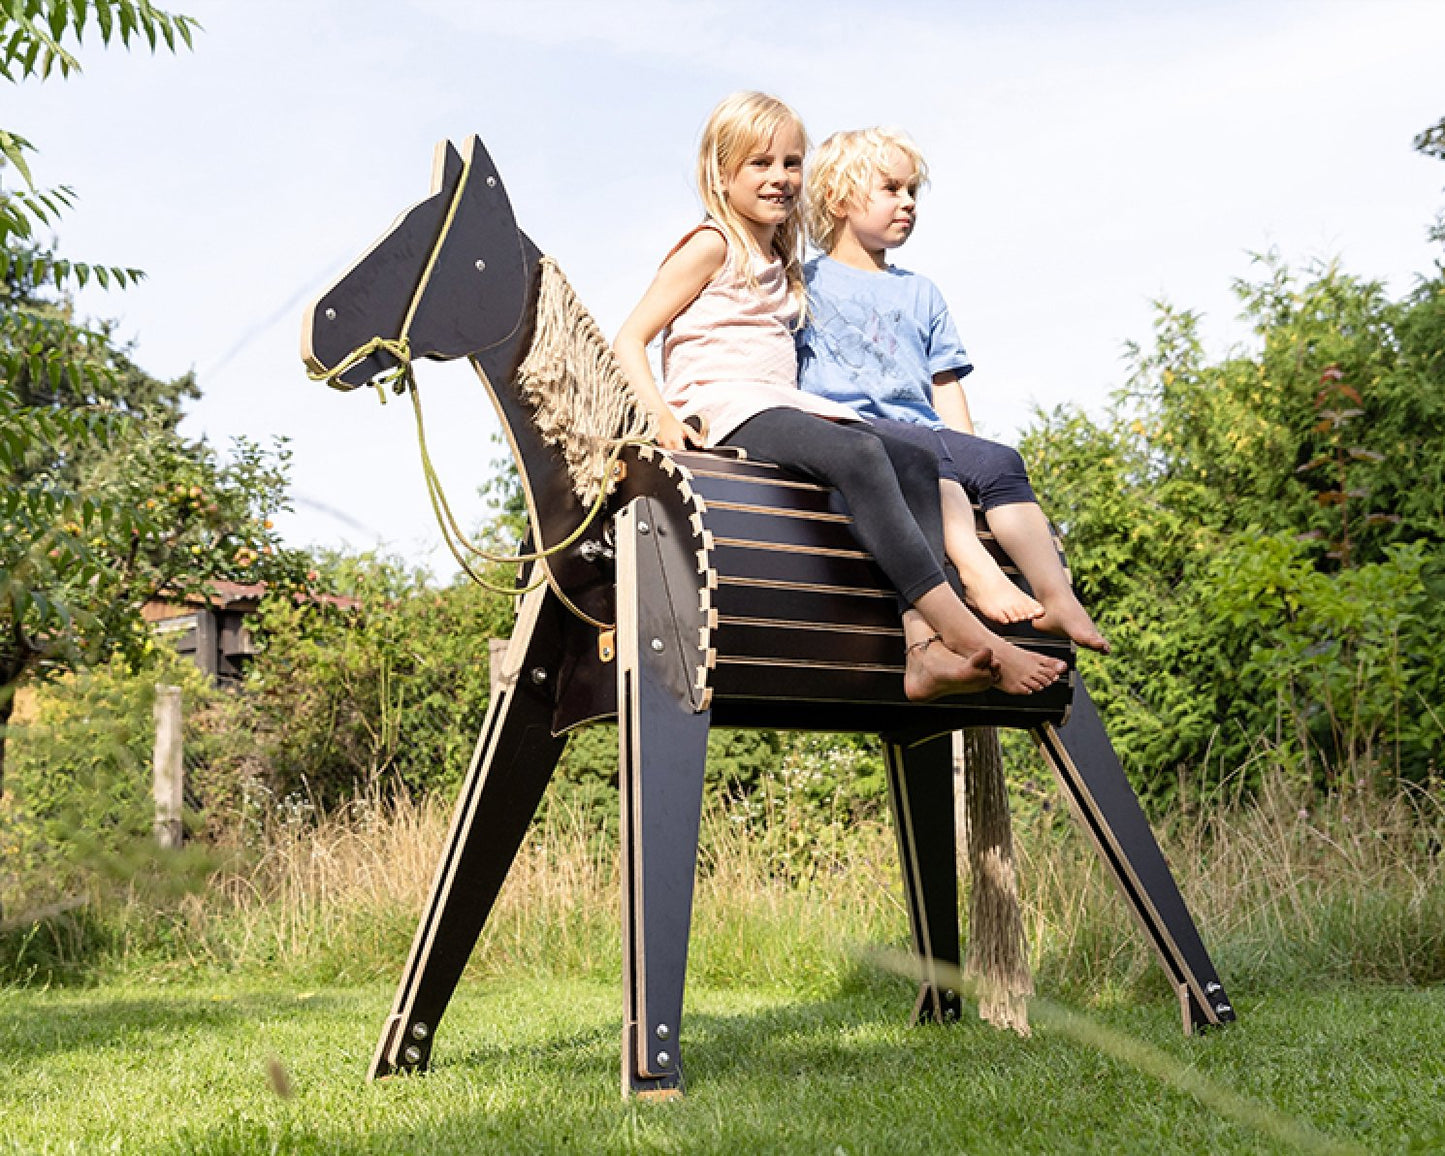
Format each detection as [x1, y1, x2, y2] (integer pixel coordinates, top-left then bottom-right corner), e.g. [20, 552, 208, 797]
[1414, 116, 1445, 163]
[1, 0, 282, 761]
[0, 127, 35, 187]
[1022, 250, 1445, 799]
[0, 2, 199, 82]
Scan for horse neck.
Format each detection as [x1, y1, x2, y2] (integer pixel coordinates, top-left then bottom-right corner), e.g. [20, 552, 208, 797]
[469, 343, 590, 555]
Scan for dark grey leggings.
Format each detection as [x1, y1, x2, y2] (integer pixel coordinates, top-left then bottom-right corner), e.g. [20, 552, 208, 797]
[722, 408, 948, 605]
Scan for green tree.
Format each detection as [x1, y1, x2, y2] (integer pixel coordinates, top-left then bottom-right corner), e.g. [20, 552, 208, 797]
[1415, 116, 1445, 163]
[1022, 242, 1445, 801]
[1, 2, 298, 790]
[245, 549, 518, 805]
[1024, 110, 1445, 799]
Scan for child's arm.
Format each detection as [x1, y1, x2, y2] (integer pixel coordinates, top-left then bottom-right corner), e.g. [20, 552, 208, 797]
[931, 372, 975, 435]
[614, 229, 728, 451]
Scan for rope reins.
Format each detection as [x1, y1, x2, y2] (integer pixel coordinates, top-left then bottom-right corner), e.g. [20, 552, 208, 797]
[307, 152, 653, 631]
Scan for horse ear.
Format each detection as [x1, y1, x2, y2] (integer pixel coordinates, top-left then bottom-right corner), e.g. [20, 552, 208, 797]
[430, 139, 465, 196]
[459, 136, 506, 207]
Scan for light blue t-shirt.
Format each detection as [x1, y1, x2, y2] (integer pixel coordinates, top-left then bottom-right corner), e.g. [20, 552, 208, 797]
[797, 255, 973, 428]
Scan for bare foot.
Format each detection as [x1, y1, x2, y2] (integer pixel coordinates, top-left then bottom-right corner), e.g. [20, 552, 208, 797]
[963, 569, 1044, 626]
[904, 634, 998, 702]
[1034, 595, 1111, 654]
[992, 636, 1069, 695]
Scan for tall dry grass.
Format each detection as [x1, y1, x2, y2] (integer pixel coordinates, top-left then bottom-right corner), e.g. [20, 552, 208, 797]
[1020, 764, 1445, 1001]
[5, 754, 1441, 1000]
[146, 790, 910, 993]
[134, 765, 1445, 998]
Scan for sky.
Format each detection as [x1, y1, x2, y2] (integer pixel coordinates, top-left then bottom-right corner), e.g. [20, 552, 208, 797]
[8, 0, 1445, 577]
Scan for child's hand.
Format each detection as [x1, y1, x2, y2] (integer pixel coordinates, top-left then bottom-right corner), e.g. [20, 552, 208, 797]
[654, 411, 705, 451]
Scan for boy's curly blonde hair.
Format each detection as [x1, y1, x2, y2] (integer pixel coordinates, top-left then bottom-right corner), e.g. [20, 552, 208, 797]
[804, 127, 928, 254]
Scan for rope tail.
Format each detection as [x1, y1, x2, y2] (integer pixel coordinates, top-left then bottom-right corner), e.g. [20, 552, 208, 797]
[960, 727, 1034, 1035]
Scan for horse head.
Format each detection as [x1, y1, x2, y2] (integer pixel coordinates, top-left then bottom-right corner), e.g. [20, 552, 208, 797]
[299, 134, 613, 633]
[301, 135, 539, 389]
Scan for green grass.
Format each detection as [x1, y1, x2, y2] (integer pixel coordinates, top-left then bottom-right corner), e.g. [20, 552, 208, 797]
[2, 975, 1442, 1154]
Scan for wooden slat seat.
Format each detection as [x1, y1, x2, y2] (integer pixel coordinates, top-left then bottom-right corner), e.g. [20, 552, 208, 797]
[632, 446, 1074, 734]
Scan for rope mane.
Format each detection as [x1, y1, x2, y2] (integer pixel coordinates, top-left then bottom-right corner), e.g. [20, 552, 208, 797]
[515, 257, 655, 506]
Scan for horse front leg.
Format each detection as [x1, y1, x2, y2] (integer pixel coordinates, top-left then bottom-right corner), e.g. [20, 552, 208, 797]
[615, 497, 712, 1098]
[369, 582, 568, 1079]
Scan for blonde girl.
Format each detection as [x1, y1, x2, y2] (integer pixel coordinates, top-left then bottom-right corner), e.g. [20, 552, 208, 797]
[613, 92, 1066, 699]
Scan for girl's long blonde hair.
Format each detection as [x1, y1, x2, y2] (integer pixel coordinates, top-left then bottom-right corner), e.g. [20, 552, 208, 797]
[696, 91, 809, 309]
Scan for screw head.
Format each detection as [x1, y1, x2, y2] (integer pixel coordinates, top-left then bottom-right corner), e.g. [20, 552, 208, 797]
[637, 521, 651, 535]
[486, 175, 497, 187]
[474, 259, 486, 272]
[530, 667, 548, 685]
[403, 1045, 423, 1065]
[411, 1022, 429, 1040]
[650, 638, 665, 652]
[655, 1051, 671, 1068]
[655, 1024, 670, 1040]
[944, 990, 957, 1002]
[324, 307, 336, 321]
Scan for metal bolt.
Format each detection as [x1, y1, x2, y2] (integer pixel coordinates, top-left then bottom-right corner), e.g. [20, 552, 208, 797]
[638, 521, 650, 535]
[655, 1051, 671, 1068]
[650, 638, 664, 652]
[486, 175, 497, 187]
[530, 667, 548, 685]
[403, 1045, 423, 1065]
[475, 259, 486, 272]
[655, 1024, 670, 1040]
[1214, 1002, 1232, 1016]
[324, 307, 336, 321]
[1206, 982, 1221, 994]
[411, 1022, 429, 1040]
[944, 990, 956, 1002]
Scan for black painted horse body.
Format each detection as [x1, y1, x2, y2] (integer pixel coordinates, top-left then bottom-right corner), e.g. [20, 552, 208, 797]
[302, 135, 1234, 1097]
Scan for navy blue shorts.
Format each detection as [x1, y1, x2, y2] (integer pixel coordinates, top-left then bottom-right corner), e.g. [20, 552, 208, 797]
[868, 417, 1037, 511]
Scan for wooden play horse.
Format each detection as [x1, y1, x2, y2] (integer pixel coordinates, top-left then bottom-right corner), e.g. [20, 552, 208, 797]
[301, 135, 1235, 1096]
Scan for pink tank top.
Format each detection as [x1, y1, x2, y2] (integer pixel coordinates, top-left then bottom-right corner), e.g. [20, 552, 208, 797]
[660, 224, 860, 446]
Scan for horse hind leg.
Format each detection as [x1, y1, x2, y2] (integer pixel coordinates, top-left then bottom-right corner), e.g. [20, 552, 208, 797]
[884, 732, 965, 1025]
[1032, 679, 1236, 1034]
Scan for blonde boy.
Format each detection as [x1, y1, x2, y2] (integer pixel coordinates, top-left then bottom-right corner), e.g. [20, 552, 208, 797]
[798, 128, 1107, 652]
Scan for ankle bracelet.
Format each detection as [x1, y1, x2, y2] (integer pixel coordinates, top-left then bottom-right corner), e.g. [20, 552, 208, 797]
[905, 632, 943, 657]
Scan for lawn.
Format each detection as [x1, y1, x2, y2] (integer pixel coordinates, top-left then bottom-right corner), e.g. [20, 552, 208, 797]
[3, 975, 1441, 1154]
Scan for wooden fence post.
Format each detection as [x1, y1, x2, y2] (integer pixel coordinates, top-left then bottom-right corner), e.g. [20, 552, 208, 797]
[488, 637, 512, 700]
[953, 730, 969, 871]
[153, 684, 184, 850]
